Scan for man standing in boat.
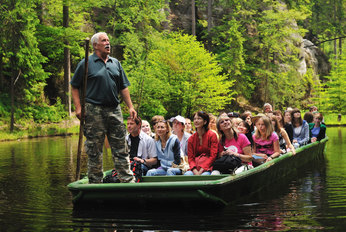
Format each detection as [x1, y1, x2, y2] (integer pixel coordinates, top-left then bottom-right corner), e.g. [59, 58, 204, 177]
[71, 32, 136, 183]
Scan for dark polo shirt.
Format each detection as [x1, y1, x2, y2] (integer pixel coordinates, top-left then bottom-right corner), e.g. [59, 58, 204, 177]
[71, 53, 130, 107]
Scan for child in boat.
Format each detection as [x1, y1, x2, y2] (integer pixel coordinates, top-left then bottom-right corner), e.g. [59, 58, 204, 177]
[269, 115, 296, 155]
[146, 120, 182, 176]
[237, 120, 254, 147]
[309, 113, 326, 142]
[185, 111, 218, 176]
[240, 111, 255, 134]
[212, 115, 252, 175]
[252, 115, 281, 166]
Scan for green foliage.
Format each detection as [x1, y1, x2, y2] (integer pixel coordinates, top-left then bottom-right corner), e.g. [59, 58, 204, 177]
[14, 98, 67, 123]
[211, 18, 247, 96]
[323, 113, 346, 125]
[106, 0, 167, 40]
[313, 53, 346, 114]
[309, 0, 346, 40]
[0, 94, 11, 119]
[252, 1, 309, 105]
[125, 32, 235, 118]
[204, 0, 312, 108]
[0, 0, 49, 103]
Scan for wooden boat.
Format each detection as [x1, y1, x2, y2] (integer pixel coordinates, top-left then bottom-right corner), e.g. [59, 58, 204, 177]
[68, 137, 328, 206]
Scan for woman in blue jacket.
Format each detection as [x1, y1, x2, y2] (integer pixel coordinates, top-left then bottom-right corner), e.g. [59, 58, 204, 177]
[291, 108, 309, 148]
[146, 120, 182, 176]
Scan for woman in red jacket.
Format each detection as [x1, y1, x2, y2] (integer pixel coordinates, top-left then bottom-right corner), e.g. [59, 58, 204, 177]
[184, 111, 218, 175]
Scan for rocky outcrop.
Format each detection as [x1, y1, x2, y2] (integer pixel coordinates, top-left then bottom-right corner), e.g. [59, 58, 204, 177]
[299, 39, 331, 78]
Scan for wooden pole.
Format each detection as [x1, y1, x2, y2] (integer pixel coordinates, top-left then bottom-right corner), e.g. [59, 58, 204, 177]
[75, 38, 90, 180]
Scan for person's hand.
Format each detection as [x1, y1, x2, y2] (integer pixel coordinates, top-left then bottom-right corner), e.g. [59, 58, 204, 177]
[228, 150, 237, 156]
[75, 107, 82, 120]
[293, 139, 298, 143]
[129, 107, 137, 120]
[266, 156, 273, 162]
[133, 157, 142, 163]
[220, 151, 227, 156]
[197, 168, 205, 175]
[192, 168, 199, 175]
[311, 137, 317, 143]
[291, 148, 296, 155]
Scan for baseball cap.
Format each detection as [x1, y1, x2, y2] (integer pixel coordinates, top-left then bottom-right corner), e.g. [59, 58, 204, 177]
[170, 115, 186, 124]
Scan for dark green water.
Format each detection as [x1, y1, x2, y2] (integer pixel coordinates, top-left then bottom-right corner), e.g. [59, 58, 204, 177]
[0, 127, 345, 231]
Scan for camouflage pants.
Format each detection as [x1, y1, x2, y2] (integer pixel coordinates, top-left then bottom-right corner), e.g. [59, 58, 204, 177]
[84, 103, 134, 183]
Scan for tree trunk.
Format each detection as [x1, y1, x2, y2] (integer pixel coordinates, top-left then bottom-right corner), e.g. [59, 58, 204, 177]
[207, 0, 212, 32]
[339, 37, 342, 56]
[191, 0, 196, 36]
[63, 1, 71, 116]
[10, 59, 15, 132]
[205, 0, 213, 50]
[333, 0, 337, 67]
[0, 53, 3, 90]
[334, 39, 337, 67]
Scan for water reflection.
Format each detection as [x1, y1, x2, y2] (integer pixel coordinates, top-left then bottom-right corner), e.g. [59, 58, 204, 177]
[0, 128, 345, 231]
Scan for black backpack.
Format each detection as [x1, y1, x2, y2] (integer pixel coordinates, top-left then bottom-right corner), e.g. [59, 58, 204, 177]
[103, 169, 119, 183]
[212, 155, 242, 174]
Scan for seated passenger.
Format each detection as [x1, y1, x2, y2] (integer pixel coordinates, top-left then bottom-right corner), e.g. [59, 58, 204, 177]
[208, 113, 219, 139]
[252, 115, 280, 166]
[263, 103, 273, 114]
[172, 115, 191, 156]
[184, 118, 194, 134]
[309, 113, 326, 142]
[273, 110, 284, 127]
[237, 120, 254, 147]
[291, 108, 309, 148]
[240, 111, 254, 133]
[150, 115, 165, 138]
[126, 117, 158, 175]
[146, 120, 182, 176]
[141, 120, 153, 137]
[270, 115, 296, 155]
[309, 105, 318, 113]
[212, 116, 252, 175]
[185, 111, 218, 176]
[303, 111, 314, 124]
[227, 112, 241, 126]
[232, 117, 243, 129]
[283, 109, 294, 142]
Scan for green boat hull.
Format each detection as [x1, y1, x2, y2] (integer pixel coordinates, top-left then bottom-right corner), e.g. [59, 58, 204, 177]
[68, 137, 328, 206]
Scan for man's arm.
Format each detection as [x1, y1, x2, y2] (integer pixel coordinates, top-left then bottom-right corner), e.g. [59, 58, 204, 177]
[71, 87, 82, 120]
[120, 87, 137, 119]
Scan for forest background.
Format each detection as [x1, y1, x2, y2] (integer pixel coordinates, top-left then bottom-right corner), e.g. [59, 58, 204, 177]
[0, 0, 345, 136]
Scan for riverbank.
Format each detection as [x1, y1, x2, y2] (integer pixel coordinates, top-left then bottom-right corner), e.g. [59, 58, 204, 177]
[0, 117, 80, 142]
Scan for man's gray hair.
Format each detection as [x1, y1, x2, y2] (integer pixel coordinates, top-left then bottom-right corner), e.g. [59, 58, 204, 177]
[263, 103, 272, 108]
[90, 32, 107, 49]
